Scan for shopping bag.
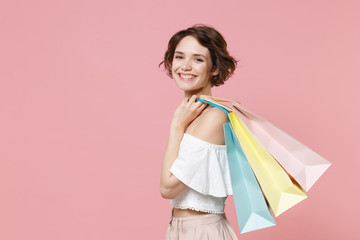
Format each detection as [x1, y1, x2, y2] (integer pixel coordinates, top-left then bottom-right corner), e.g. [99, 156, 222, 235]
[198, 95, 307, 217]
[231, 104, 331, 191]
[224, 121, 276, 233]
[229, 111, 307, 217]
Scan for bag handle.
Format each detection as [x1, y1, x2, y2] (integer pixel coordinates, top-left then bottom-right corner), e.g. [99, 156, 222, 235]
[199, 95, 241, 106]
[197, 98, 231, 121]
[198, 95, 241, 112]
[197, 99, 230, 113]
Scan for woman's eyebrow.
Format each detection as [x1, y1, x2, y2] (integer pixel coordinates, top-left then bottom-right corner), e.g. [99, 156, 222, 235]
[174, 51, 206, 58]
[193, 53, 206, 58]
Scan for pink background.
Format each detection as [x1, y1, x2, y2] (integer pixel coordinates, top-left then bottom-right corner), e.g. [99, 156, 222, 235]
[1, 0, 359, 239]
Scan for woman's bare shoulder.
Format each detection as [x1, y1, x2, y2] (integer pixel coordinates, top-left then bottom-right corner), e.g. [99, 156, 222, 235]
[191, 106, 228, 145]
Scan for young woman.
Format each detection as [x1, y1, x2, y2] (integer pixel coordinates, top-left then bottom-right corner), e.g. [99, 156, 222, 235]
[159, 24, 239, 239]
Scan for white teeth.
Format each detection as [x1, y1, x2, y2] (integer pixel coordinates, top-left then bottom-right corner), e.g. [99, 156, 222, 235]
[180, 74, 195, 79]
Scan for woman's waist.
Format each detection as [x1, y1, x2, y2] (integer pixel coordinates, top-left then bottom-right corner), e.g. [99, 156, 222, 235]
[170, 208, 226, 226]
[172, 207, 212, 217]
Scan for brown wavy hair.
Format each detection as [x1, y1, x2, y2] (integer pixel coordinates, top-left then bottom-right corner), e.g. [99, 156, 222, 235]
[159, 24, 238, 87]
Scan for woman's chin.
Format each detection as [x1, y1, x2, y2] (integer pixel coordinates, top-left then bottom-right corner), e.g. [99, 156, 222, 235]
[175, 81, 194, 89]
[176, 83, 197, 91]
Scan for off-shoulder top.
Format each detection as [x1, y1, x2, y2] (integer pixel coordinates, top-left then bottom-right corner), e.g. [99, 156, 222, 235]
[169, 133, 233, 214]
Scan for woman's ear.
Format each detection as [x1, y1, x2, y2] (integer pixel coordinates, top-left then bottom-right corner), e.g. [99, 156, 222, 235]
[212, 68, 219, 76]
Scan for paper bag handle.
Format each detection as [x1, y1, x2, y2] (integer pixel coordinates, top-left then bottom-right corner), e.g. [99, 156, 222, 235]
[198, 95, 241, 112]
[199, 95, 241, 106]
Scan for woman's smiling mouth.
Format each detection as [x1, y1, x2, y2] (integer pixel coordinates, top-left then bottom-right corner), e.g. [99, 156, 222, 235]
[178, 73, 197, 81]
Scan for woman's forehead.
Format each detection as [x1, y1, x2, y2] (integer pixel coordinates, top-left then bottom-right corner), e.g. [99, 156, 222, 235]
[175, 36, 210, 57]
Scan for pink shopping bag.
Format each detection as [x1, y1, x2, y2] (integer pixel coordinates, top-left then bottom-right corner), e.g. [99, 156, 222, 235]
[232, 103, 331, 192]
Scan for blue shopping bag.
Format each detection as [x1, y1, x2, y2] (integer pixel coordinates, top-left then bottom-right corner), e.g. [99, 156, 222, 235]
[224, 122, 276, 233]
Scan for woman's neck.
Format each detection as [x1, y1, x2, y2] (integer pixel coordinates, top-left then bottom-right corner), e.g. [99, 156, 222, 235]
[184, 85, 212, 98]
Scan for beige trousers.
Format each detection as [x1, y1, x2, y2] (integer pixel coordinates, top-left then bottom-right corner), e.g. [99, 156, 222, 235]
[165, 212, 239, 240]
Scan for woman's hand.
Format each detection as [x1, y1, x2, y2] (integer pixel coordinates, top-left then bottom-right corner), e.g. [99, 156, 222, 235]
[160, 95, 207, 199]
[171, 95, 207, 130]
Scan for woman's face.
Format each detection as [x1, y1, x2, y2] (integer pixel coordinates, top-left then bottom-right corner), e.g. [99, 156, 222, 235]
[171, 36, 217, 93]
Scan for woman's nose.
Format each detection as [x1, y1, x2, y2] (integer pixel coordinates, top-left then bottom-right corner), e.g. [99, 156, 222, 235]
[181, 60, 192, 71]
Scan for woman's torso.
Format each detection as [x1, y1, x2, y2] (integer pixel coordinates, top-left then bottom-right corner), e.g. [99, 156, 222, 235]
[172, 105, 225, 218]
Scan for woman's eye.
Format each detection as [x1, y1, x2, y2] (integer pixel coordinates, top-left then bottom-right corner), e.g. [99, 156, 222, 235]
[174, 55, 183, 59]
[195, 58, 204, 62]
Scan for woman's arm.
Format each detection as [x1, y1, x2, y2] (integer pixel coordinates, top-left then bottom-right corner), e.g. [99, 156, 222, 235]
[160, 95, 207, 199]
[160, 124, 187, 199]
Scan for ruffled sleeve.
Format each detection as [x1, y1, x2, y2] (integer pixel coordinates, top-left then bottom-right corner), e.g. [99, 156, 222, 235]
[169, 133, 233, 197]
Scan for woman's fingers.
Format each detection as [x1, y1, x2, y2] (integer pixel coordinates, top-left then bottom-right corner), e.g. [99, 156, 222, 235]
[186, 95, 197, 106]
[199, 102, 207, 109]
[184, 95, 207, 110]
[173, 95, 208, 128]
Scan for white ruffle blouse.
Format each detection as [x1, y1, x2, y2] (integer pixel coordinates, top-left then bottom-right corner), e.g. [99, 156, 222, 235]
[169, 133, 233, 214]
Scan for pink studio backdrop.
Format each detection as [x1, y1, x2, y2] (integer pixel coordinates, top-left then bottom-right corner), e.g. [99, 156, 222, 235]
[1, 0, 359, 239]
